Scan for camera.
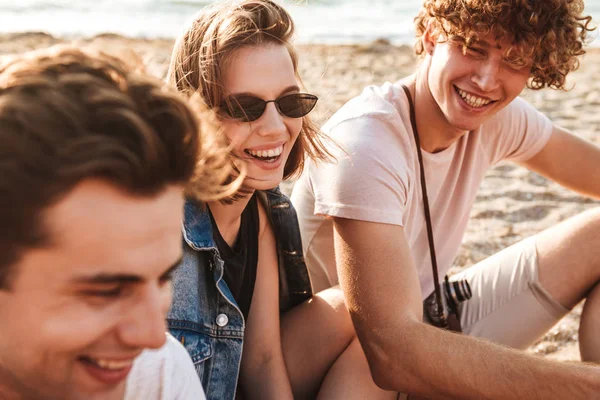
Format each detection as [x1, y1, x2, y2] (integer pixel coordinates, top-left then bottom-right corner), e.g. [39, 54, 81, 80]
[423, 278, 472, 330]
[444, 278, 472, 310]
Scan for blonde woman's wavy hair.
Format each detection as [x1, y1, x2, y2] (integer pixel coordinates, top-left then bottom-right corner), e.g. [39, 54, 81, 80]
[168, 0, 334, 181]
[414, 0, 595, 90]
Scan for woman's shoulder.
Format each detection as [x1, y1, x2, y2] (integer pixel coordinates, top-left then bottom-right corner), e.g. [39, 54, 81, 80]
[255, 192, 272, 241]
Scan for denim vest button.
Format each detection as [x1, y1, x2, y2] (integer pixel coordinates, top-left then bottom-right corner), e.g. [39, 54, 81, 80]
[216, 313, 229, 327]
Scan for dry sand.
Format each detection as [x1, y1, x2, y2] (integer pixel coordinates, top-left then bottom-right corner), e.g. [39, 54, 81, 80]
[3, 32, 600, 361]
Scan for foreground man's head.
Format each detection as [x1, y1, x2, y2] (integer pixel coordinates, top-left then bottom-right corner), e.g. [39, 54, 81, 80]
[0, 45, 204, 400]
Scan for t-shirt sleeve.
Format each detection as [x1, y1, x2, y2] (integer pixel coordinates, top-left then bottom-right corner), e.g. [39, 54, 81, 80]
[310, 115, 412, 226]
[485, 97, 553, 165]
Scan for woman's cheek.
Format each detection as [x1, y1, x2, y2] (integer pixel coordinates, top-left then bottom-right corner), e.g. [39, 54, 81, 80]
[222, 122, 248, 147]
[290, 120, 303, 141]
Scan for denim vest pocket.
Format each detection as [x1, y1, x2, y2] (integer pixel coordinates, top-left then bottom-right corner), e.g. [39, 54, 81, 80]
[169, 327, 212, 364]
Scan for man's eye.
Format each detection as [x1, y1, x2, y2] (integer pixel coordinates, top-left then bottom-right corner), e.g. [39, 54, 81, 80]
[504, 59, 528, 71]
[159, 272, 175, 285]
[84, 286, 122, 298]
[465, 47, 485, 56]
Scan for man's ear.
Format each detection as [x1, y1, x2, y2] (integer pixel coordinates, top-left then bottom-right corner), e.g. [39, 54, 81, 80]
[423, 20, 437, 55]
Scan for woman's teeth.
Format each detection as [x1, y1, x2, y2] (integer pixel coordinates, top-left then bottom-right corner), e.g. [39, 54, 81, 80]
[245, 145, 283, 160]
[456, 88, 492, 108]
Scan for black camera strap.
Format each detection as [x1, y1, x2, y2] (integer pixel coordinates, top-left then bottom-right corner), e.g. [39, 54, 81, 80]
[400, 83, 461, 332]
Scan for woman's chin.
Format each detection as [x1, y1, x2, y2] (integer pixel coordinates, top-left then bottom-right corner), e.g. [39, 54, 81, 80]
[243, 175, 283, 191]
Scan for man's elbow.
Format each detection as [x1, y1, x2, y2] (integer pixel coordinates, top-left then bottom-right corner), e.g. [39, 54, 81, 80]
[358, 320, 424, 392]
[366, 350, 398, 391]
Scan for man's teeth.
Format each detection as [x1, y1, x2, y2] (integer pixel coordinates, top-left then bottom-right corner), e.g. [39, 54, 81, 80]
[457, 88, 492, 108]
[90, 358, 134, 370]
[247, 145, 283, 158]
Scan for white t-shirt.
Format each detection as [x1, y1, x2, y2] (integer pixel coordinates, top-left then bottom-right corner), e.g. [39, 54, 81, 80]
[291, 81, 553, 298]
[125, 333, 205, 400]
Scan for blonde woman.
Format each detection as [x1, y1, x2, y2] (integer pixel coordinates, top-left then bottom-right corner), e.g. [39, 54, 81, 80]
[165, 1, 397, 399]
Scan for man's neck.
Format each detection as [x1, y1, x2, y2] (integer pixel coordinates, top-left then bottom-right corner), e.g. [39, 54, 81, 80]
[409, 64, 469, 153]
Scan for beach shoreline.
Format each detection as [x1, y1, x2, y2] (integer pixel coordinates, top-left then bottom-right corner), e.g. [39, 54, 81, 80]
[4, 32, 599, 361]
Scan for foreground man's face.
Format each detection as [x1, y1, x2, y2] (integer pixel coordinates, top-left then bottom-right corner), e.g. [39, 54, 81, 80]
[0, 179, 184, 400]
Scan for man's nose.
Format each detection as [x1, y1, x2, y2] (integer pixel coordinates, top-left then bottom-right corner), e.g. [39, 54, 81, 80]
[471, 59, 501, 92]
[118, 285, 170, 350]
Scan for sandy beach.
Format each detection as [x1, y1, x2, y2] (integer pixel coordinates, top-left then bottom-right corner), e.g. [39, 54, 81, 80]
[4, 32, 599, 361]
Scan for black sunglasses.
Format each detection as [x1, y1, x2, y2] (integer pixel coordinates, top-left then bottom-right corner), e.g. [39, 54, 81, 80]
[220, 93, 318, 122]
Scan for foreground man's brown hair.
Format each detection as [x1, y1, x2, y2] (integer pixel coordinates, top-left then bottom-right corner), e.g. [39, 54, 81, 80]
[0, 45, 236, 288]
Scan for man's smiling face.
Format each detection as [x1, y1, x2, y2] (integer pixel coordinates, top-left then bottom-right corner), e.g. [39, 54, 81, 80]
[0, 179, 184, 400]
[425, 30, 532, 133]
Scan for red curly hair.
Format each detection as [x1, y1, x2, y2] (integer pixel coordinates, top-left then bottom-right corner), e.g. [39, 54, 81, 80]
[414, 0, 595, 90]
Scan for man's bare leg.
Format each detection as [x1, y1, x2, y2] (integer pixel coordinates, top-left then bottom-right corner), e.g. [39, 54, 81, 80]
[535, 207, 600, 362]
[579, 282, 600, 361]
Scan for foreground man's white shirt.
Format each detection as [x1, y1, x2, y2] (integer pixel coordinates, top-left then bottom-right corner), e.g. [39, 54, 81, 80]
[125, 333, 205, 400]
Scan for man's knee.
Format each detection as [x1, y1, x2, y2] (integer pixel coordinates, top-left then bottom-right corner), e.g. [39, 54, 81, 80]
[575, 207, 600, 227]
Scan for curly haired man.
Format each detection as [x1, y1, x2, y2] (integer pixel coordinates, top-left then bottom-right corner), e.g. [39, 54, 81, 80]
[292, 0, 600, 398]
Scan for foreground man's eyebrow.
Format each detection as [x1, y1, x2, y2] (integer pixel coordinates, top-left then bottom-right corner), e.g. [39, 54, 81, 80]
[72, 256, 183, 284]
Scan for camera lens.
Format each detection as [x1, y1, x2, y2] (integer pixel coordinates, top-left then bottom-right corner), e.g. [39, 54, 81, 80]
[453, 280, 472, 302]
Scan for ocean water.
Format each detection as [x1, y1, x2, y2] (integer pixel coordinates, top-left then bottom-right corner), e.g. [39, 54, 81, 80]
[0, 0, 598, 45]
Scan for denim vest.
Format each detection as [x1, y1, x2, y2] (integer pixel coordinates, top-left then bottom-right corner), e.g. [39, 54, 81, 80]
[167, 187, 313, 400]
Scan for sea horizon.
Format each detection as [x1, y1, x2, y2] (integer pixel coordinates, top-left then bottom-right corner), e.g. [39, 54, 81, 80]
[0, 0, 598, 46]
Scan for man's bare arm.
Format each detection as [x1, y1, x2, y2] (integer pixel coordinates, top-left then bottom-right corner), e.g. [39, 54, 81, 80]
[333, 217, 600, 399]
[521, 125, 600, 199]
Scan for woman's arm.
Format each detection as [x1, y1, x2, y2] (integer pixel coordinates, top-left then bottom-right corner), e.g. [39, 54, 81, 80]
[237, 201, 294, 400]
